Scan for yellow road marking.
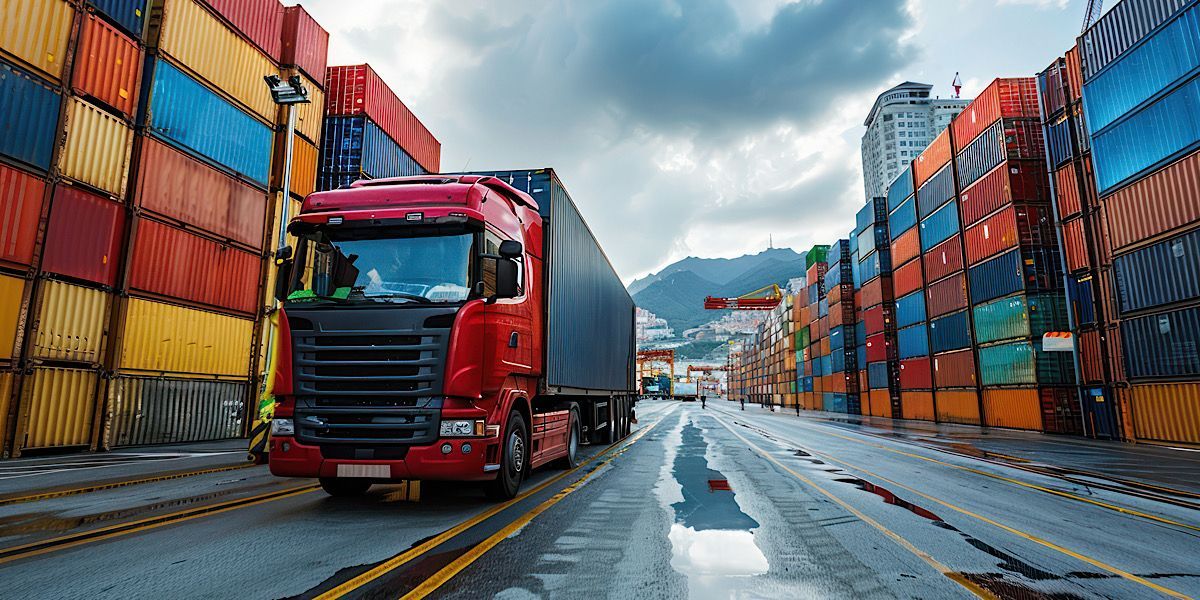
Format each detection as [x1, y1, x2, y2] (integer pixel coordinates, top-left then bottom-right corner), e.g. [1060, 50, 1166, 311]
[318, 406, 673, 600]
[0, 484, 319, 565]
[713, 417, 996, 599]
[0, 462, 257, 507]
[726, 415, 1194, 600]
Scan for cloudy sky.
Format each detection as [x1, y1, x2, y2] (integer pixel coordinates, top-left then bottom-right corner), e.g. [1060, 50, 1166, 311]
[289, 0, 1091, 282]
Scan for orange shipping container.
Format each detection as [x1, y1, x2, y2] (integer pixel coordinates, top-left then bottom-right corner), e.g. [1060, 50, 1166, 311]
[891, 227, 920, 267]
[1104, 148, 1200, 252]
[867, 389, 892, 418]
[1054, 163, 1082, 220]
[982, 388, 1043, 431]
[935, 390, 980, 425]
[1062, 217, 1089, 272]
[900, 391, 935, 422]
[1129, 383, 1200, 445]
[0, 164, 47, 269]
[952, 78, 1040, 150]
[72, 13, 142, 120]
[914, 129, 951, 188]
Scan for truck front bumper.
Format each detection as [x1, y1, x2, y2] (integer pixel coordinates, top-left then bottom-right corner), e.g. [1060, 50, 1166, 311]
[268, 435, 500, 481]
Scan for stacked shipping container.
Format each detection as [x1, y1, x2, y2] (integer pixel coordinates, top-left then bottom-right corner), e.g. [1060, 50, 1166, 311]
[857, 197, 900, 418]
[824, 240, 858, 413]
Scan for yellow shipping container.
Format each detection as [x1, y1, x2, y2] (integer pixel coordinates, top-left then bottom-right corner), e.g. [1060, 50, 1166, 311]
[18, 367, 101, 450]
[0, 370, 12, 451]
[281, 133, 318, 199]
[283, 68, 325, 144]
[58, 98, 134, 197]
[982, 388, 1043, 431]
[1130, 383, 1200, 446]
[0, 0, 74, 81]
[118, 298, 253, 376]
[31, 280, 111, 363]
[153, 0, 277, 121]
[934, 390, 981, 425]
[0, 273, 26, 361]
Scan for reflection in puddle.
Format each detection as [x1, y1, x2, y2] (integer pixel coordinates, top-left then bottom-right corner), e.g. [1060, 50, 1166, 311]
[668, 524, 769, 577]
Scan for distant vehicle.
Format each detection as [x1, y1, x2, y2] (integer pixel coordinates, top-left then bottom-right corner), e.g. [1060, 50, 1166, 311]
[673, 381, 699, 401]
[268, 170, 636, 499]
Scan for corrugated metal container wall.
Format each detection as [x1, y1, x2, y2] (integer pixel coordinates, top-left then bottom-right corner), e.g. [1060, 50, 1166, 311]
[933, 349, 977, 388]
[889, 196, 917, 237]
[1045, 117, 1073, 167]
[895, 292, 926, 328]
[1102, 148, 1200, 250]
[928, 310, 971, 353]
[279, 133, 318, 198]
[1081, 0, 1191, 80]
[890, 222, 920, 267]
[867, 362, 890, 389]
[0, 274, 25, 360]
[18, 367, 101, 450]
[1113, 228, 1200, 314]
[1120, 306, 1200, 379]
[1090, 75, 1200, 195]
[955, 120, 1045, 189]
[1129, 382, 1200, 445]
[0, 370, 11, 453]
[899, 358, 932, 389]
[127, 219, 260, 315]
[147, 59, 273, 186]
[982, 388, 1043, 431]
[135, 136, 267, 250]
[865, 333, 889, 362]
[968, 249, 1027, 304]
[919, 200, 960, 252]
[859, 275, 893, 308]
[204, 0, 283, 60]
[87, 0, 147, 39]
[58, 98, 133, 197]
[936, 389, 980, 424]
[916, 164, 955, 219]
[897, 324, 929, 359]
[117, 298, 253, 376]
[1062, 218, 1089, 272]
[31, 280, 110, 362]
[953, 78, 1040, 149]
[978, 340, 1073, 385]
[105, 376, 245, 447]
[0, 164, 47, 269]
[926, 273, 968, 318]
[1040, 61, 1067, 118]
[973, 293, 1067, 344]
[924, 235, 964, 282]
[152, 0, 277, 121]
[893, 259, 924, 298]
[859, 250, 888, 283]
[914, 129, 951, 187]
[280, 5, 328, 84]
[901, 390, 936, 421]
[1083, 3, 1200, 132]
[1054, 163, 1082, 219]
[72, 13, 141, 119]
[319, 116, 427, 190]
[286, 69, 324, 143]
[964, 205, 1039, 266]
[0, 0, 75, 81]
[325, 64, 441, 173]
[0, 60, 63, 171]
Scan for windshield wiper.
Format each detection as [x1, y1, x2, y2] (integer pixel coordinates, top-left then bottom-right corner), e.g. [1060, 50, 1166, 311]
[370, 292, 435, 304]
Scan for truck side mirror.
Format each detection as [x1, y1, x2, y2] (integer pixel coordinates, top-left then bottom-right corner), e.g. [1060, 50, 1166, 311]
[274, 259, 294, 302]
[495, 258, 519, 299]
[499, 240, 522, 259]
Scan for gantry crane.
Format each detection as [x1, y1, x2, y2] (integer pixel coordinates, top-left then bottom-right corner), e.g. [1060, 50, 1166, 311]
[703, 284, 782, 310]
[636, 349, 675, 393]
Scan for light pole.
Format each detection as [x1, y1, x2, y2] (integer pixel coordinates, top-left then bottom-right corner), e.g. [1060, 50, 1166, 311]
[249, 75, 311, 463]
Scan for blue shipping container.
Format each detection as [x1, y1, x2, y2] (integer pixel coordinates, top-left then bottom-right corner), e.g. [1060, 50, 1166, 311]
[857, 223, 888, 257]
[1082, 0, 1192, 80]
[0, 60, 62, 171]
[830, 325, 847, 351]
[898, 324, 930, 359]
[1121, 305, 1200, 379]
[855, 321, 867, 347]
[147, 60, 272, 186]
[1084, 5, 1200, 133]
[929, 310, 972, 353]
[896, 292, 927, 328]
[889, 197, 918, 238]
[955, 120, 1006, 189]
[320, 116, 426, 191]
[916, 163, 955, 219]
[831, 349, 847, 373]
[1113, 225, 1200, 314]
[851, 250, 862, 288]
[823, 393, 848, 414]
[919, 200, 960, 251]
[887, 167, 913, 212]
[859, 250, 891, 283]
[820, 354, 832, 376]
[1045, 117, 1074, 168]
[968, 247, 1061, 304]
[1068, 274, 1097, 327]
[868, 361, 891, 389]
[87, 0, 147, 39]
[1090, 74, 1200, 194]
[856, 197, 888, 234]
[857, 344, 867, 371]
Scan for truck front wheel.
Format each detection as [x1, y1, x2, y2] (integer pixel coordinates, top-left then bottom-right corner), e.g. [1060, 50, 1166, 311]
[485, 410, 527, 500]
[319, 477, 371, 497]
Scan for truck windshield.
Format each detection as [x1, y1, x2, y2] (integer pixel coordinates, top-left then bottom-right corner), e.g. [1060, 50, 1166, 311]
[287, 229, 475, 304]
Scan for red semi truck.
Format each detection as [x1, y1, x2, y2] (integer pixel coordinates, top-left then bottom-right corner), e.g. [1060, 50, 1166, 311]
[267, 169, 636, 499]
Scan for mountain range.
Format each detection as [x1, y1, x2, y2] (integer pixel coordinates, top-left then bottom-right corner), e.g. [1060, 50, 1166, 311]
[630, 248, 807, 334]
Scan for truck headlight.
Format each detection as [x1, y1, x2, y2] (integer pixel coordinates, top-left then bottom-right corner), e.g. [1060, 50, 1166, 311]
[440, 419, 485, 437]
[271, 418, 295, 436]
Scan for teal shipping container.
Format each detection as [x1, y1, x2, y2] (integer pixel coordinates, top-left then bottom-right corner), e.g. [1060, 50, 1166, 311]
[973, 294, 1068, 344]
[978, 340, 1075, 385]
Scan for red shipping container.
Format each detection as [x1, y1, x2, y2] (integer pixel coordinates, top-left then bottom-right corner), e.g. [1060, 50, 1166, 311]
[926, 273, 968, 318]
[1041, 58, 1067, 118]
[41, 185, 126, 286]
[899, 358, 932, 390]
[863, 304, 894, 335]
[1065, 45, 1083, 103]
[281, 5, 329, 85]
[893, 260, 923, 298]
[953, 78, 1040, 150]
[0, 164, 47, 269]
[914, 129, 950, 188]
[206, 0, 283, 60]
[135, 137, 268, 250]
[1062, 217, 1089, 272]
[325, 64, 441, 173]
[923, 235, 963, 282]
[964, 208, 1015, 266]
[960, 160, 1047, 226]
[865, 333, 891, 362]
[859, 275, 892, 308]
[1104, 148, 1200, 252]
[1080, 329, 1105, 384]
[1054, 163, 1082, 220]
[128, 219, 261, 315]
[932, 349, 977, 388]
[72, 14, 141, 120]
[891, 227, 920, 267]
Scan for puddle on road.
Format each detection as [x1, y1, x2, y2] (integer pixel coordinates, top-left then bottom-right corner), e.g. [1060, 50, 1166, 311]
[655, 418, 768, 598]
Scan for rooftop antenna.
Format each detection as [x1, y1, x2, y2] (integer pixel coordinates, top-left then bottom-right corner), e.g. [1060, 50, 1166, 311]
[952, 72, 963, 99]
[768, 234, 774, 249]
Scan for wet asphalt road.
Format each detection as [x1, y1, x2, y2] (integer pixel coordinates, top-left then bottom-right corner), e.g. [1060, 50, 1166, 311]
[0, 399, 1197, 599]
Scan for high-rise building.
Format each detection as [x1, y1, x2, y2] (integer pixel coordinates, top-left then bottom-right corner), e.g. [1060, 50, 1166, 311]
[861, 82, 970, 199]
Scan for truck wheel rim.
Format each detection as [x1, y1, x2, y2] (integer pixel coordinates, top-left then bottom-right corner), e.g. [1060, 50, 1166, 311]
[568, 422, 578, 459]
[510, 433, 524, 473]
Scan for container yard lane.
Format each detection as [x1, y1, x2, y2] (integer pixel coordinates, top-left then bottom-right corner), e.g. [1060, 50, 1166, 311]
[1, 399, 1198, 599]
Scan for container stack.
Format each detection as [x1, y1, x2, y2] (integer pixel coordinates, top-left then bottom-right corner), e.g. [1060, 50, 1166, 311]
[792, 276, 811, 407]
[856, 197, 899, 418]
[1076, 0, 1200, 446]
[824, 240, 858, 413]
[956, 78, 1076, 432]
[1038, 47, 1124, 438]
[802, 246, 829, 410]
[889, 160, 936, 422]
[319, 64, 441, 190]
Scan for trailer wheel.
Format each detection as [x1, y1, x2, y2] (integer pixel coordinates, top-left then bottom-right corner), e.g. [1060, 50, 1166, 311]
[319, 478, 371, 497]
[485, 410, 527, 500]
[553, 405, 581, 469]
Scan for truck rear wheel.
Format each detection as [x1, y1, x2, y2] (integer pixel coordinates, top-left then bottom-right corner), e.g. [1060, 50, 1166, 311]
[485, 410, 527, 500]
[319, 477, 371, 497]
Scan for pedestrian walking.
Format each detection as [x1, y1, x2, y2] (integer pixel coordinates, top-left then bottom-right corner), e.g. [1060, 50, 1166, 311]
[701, 395, 707, 409]
[740, 398, 745, 411]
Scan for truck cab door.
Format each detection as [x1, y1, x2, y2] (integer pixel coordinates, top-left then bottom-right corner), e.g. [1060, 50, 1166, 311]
[482, 231, 533, 378]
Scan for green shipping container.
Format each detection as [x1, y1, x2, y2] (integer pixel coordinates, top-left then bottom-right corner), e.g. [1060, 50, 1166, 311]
[796, 326, 811, 350]
[806, 245, 830, 268]
[973, 293, 1068, 345]
[978, 340, 1075, 386]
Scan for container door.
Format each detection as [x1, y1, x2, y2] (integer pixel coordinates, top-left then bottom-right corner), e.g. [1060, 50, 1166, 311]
[1084, 387, 1119, 439]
